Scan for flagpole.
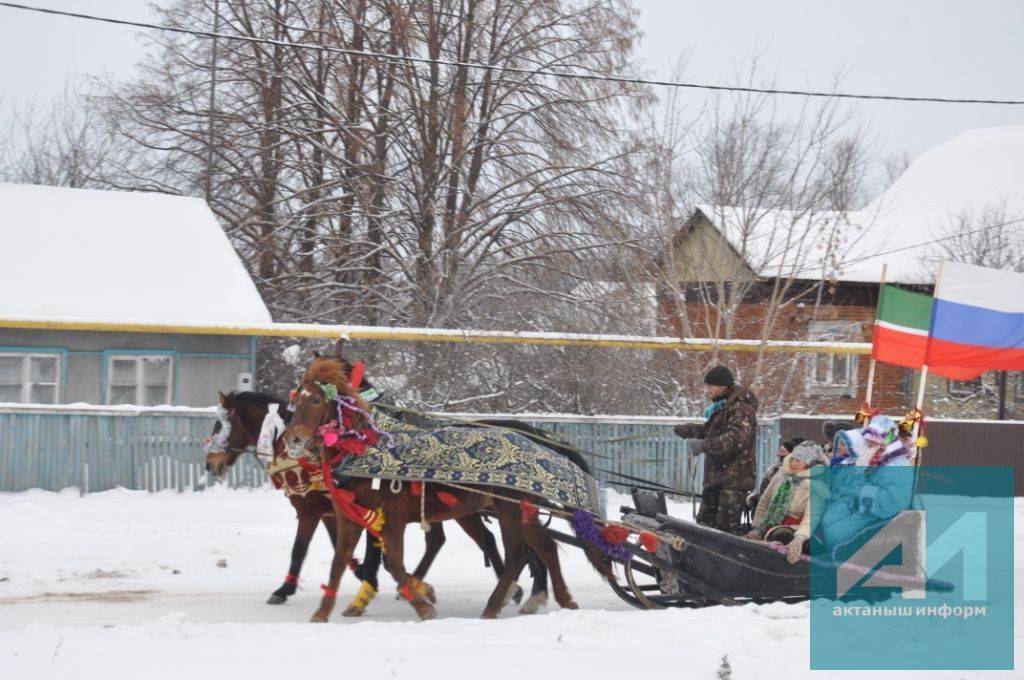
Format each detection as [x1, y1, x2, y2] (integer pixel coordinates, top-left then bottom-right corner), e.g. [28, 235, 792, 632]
[865, 263, 888, 406]
[912, 261, 946, 467]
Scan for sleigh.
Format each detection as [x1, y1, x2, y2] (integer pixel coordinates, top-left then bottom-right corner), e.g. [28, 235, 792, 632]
[546, 489, 807, 608]
[547, 489, 953, 609]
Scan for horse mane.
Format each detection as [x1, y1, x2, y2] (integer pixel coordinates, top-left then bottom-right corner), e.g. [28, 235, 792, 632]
[302, 356, 368, 411]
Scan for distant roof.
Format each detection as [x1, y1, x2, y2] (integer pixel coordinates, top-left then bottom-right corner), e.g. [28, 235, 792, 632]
[695, 125, 1024, 286]
[0, 183, 272, 325]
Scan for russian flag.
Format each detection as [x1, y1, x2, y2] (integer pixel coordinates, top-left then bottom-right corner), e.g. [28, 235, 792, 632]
[925, 261, 1024, 375]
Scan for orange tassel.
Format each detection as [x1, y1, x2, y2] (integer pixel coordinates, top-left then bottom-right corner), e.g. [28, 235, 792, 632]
[639, 531, 660, 552]
[520, 500, 539, 525]
[436, 491, 458, 507]
[600, 525, 631, 544]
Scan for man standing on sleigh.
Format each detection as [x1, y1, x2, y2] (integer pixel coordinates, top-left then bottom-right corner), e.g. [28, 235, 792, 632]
[673, 365, 759, 534]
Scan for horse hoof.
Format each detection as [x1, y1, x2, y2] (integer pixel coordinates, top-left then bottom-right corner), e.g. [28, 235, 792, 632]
[341, 605, 365, 618]
[266, 594, 287, 605]
[562, 600, 579, 610]
[509, 584, 524, 605]
[425, 583, 437, 604]
[414, 602, 437, 620]
[310, 614, 329, 623]
[480, 610, 498, 620]
[518, 591, 547, 615]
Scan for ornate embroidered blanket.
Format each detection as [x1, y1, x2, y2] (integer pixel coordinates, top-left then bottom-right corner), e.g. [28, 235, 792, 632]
[331, 410, 601, 513]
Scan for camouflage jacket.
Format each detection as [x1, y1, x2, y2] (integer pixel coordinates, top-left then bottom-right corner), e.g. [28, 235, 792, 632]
[676, 385, 759, 492]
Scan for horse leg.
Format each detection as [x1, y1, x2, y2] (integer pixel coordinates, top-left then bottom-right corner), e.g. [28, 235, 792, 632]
[517, 547, 549, 614]
[310, 518, 362, 623]
[481, 503, 529, 619]
[342, 532, 383, 617]
[380, 520, 436, 620]
[268, 511, 320, 604]
[412, 522, 445, 578]
[320, 512, 338, 546]
[520, 510, 578, 610]
[455, 513, 523, 605]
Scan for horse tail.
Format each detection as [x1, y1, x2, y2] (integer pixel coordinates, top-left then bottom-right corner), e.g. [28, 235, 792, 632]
[579, 537, 616, 582]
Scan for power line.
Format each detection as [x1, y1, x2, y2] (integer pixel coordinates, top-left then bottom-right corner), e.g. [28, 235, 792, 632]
[3, 1, 1024, 106]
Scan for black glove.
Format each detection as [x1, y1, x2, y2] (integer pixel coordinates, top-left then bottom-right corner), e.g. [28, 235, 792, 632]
[673, 424, 693, 439]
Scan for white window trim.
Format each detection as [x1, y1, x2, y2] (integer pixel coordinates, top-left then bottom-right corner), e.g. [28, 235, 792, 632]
[806, 321, 860, 394]
[0, 352, 61, 404]
[105, 355, 174, 406]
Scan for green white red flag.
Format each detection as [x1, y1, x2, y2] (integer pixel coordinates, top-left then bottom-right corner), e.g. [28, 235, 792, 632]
[872, 284, 980, 380]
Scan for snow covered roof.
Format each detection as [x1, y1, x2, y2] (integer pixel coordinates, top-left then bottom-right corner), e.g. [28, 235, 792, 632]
[693, 205, 862, 282]
[0, 183, 272, 325]
[696, 125, 1024, 286]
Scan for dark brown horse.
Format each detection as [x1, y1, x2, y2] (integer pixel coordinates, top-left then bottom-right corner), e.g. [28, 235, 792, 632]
[204, 390, 545, 614]
[283, 356, 613, 621]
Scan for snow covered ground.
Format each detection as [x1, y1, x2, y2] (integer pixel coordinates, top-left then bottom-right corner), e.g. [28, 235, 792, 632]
[0, 487, 1019, 679]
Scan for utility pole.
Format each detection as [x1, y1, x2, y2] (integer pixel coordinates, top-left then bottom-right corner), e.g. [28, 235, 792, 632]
[205, 0, 221, 200]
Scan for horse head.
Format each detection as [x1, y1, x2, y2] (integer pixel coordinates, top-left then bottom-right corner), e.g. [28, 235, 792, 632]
[283, 356, 368, 463]
[205, 391, 286, 476]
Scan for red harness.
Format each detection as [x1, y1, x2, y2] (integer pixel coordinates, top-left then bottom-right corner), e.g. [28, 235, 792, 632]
[298, 387, 385, 538]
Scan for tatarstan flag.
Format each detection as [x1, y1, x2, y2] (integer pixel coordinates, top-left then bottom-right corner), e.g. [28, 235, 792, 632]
[872, 284, 980, 380]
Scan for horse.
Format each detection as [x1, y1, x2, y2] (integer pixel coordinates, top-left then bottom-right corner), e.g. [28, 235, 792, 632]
[204, 388, 566, 615]
[283, 355, 613, 622]
[205, 390, 338, 605]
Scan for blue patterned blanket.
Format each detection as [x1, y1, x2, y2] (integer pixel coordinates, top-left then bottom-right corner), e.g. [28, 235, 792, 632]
[331, 410, 601, 513]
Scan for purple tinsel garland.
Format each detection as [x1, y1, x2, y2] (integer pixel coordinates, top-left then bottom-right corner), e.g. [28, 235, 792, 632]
[334, 395, 396, 450]
[571, 509, 633, 562]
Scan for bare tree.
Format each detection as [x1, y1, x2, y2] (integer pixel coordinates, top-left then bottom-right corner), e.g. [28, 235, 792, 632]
[0, 85, 114, 188]
[929, 203, 1024, 273]
[644, 65, 873, 414]
[94, 0, 658, 412]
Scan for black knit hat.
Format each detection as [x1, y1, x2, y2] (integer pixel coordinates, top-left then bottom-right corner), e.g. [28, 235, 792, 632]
[782, 437, 806, 453]
[703, 365, 735, 387]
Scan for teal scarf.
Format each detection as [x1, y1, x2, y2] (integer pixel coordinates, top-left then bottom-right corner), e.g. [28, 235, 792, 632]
[703, 398, 727, 421]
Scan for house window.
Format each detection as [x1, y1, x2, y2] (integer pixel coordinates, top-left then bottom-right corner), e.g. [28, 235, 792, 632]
[0, 353, 61, 404]
[948, 377, 982, 397]
[808, 321, 860, 392]
[106, 355, 173, 406]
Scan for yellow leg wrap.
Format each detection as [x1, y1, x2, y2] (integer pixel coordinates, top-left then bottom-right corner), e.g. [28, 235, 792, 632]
[398, 576, 431, 602]
[350, 580, 378, 611]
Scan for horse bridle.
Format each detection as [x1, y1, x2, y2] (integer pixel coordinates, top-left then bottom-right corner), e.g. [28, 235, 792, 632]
[206, 405, 268, 462]
[287, 381, 338, 460]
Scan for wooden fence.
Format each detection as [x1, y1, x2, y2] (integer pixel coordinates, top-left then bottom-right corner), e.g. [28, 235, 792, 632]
[0, 405, 780, 496]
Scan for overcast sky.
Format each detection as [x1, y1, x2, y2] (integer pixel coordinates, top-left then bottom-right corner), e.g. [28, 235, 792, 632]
[1, 0, 1022, 181]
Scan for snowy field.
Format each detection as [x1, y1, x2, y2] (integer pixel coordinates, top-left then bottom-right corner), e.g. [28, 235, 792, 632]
[0, 487, 1019, 680]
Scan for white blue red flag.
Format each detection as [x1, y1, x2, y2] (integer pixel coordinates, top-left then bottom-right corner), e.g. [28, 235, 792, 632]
[925, 261, 1024, 376]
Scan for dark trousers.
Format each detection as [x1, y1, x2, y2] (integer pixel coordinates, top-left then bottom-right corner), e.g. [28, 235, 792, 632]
[697, 487, 748, 534]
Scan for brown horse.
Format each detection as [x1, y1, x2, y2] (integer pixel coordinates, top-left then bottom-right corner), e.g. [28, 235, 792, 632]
[204, 390, 535, 613]
[283, 356, 613, 622]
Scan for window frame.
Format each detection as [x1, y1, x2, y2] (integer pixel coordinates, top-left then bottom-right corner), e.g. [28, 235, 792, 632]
[807, 320, 860, 394]
[0, 351, 63, 404]
[104, 353, 175, 406]
[948, 377, 982, 397]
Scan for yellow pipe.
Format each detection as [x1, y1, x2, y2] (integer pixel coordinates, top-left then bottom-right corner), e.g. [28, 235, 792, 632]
[0, 317, 873, 354]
